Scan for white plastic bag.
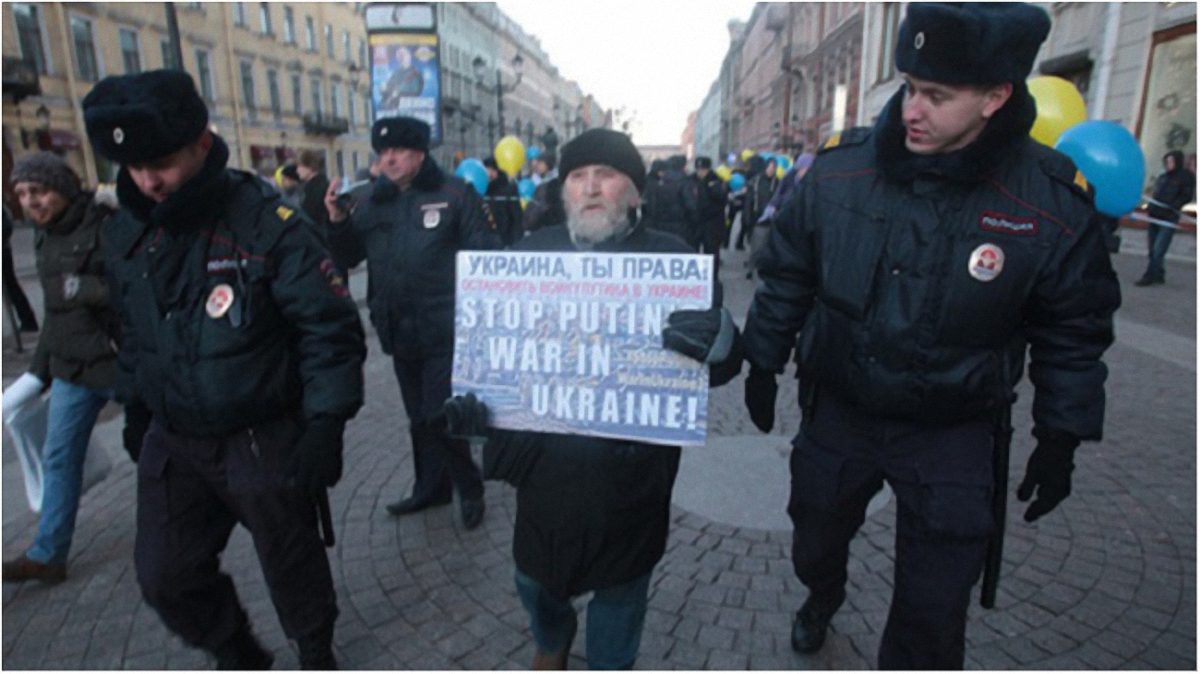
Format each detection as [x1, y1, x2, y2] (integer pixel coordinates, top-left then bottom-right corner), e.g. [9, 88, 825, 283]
[3, 373, 113, 513]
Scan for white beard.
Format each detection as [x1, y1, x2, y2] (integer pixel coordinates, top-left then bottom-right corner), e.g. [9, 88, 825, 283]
[565, 185, 637, 249]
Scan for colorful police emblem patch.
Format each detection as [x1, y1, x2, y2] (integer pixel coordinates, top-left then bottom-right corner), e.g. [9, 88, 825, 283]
[968, 244, 1005, 282]
[206, 283, 235, 318]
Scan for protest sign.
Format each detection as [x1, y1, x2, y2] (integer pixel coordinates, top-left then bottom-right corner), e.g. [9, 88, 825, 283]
[452, 251, 714, 446]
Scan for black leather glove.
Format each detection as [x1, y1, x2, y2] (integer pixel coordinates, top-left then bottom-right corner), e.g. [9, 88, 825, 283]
[445, 393, 490, 439]
[744, 367, 778, 433]
[1016, 431, 1080, 522]
[122, 400, 153, 463]
[662, 307, 736, 364]
[294, 416, 346, 496]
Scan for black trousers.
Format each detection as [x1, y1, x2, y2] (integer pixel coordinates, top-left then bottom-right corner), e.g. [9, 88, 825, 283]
[789, 394, 994, 670]
[392, 353, 483, 502]
[134, 417, 337, 651]
[3, 244, 37, 330]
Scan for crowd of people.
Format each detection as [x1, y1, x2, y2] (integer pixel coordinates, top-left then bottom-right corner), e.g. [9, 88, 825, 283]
[0, 1, 1186, 671]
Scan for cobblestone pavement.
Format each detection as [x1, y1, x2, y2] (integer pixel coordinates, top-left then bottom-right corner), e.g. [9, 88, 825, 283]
[2, 237, 1194, 669]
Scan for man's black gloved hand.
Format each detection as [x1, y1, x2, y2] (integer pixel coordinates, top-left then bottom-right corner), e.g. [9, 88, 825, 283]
[663, 307, 736, 364]
[744, 367, 778, 433]
[1016, 430, 1080, 522]
[122, 400, 153, 463]
[445, 393, 490, 440]
[294, 416, 346, 496]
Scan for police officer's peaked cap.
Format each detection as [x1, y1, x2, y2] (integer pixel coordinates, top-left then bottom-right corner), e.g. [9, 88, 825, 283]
[82, 70, 209, 164]
[372, 116, 430, 153]
[559, 128, 646, 192]
[896, 3, 1051, 86]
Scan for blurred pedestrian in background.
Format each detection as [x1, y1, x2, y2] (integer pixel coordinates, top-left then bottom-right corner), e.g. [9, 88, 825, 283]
[483, 156, 524, 247]
[297, 149, 331, 239]
[1136, 149, 1196, 286]
[691, 156, 728, 266]
[523, 151, 564, 234]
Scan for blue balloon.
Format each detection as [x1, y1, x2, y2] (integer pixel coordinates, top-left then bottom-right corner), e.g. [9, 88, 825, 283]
[455, 158, 489, 196]
[1055, 121, 1146, 217]
[729, 173, 746, 192]
[518, 177, 536, 200]
[775, 154, 793, 172]
[526, 146, 542, 161]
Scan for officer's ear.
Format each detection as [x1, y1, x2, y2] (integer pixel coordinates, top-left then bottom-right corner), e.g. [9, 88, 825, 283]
[980, 82, 1014, 121]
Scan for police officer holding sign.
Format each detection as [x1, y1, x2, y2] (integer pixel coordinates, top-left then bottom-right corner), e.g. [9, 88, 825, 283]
[741, 4, 1120, 669]
[82, 70, 366, 668]
[325, 116, 501, 527]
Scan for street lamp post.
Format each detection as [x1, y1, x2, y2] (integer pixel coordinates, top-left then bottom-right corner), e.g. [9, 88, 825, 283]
[472, 54, 523, 138]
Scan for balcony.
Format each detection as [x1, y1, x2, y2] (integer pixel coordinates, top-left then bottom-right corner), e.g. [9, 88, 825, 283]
[303, 112, 349, 136]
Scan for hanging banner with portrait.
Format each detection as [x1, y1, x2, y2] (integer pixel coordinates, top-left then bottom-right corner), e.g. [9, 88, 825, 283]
[365, 3, 442, 146]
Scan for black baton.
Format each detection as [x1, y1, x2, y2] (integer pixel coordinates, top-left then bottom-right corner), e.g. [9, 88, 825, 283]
[317, 490, 335, 548]
[981, 401, 1013, 609]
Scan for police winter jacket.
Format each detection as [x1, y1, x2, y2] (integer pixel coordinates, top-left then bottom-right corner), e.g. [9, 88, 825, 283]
[692, 172, 728, 225]
[105, 136, 366, 437]
[484, 173, 524, 246]
[744, 84, 1120, 440]
[328, 155, 502, 358]
[30, 192, 118, 390]
[485, 222, 737, 600]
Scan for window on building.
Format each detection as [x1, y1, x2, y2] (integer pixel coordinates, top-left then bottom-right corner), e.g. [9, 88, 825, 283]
[347, 85, 356, 127]
[331, 82, 341, 118]
[12, 4, 48, 75]
[291, 73, 302, 114]
[70, 16, 99, 82]
[267, 68, 281, 118]
[196, 49, 214, 100]
[283, 7, 295, 44]
[876, 3, 901, 84]
[259, 3, 272, 35]
[118, 28, 141, 74]
[305, 15, 315, 51]
[343, 31, 352, 63]
[310, 76, 323, 117]
[359, 39, 367, 69]
[336, 150, 345, 180]
[233, 2, 246, 26]
[240, 61, 256, 121]
[325, 24, 334, 58]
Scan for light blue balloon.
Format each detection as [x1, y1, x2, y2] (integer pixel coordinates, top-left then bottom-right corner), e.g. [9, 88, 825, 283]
[729, 173, 746, 192]
[455, 158, 489, 196]
[1054, 120, 1146, 217]
[775, 154, 793, 172]
[526, 146, 542, 161]
[518, 177, 536, 200]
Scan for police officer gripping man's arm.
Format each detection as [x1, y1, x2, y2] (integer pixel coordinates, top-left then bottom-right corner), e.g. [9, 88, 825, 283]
[82, 70, 366, 670]
[324, 116, 502, 530]
[442, 129, 743, 670]
[740, 4, 1120, 669]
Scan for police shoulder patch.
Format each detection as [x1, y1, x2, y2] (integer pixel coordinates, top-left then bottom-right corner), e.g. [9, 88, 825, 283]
[817, 127, 871, 155]
[1040, 155, 1092, 202]
[276, 205, 294, 221]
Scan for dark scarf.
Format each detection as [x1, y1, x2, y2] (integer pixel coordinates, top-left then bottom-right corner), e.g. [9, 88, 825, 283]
[874, 82, 1036, 184]
[116, 134, 232, 232]
[44, 191, 94, 237]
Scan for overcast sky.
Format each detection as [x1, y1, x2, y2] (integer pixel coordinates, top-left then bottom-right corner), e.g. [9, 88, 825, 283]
[495, 0, 759, 146]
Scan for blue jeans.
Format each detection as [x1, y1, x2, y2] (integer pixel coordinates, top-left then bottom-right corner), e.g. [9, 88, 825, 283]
[514, 569, 651, 670]
[27, 379, 112, 565]
[1145, 223, 1176, 281]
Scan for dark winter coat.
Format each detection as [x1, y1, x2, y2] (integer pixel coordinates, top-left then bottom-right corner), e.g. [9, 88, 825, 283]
[484, 222, 739, 600]
[522, 174, 564, 234]
[643, 168, 699, 247]
[31, 192, 118, 390]
[484, 172, 524, 247]
[328, 155, 502, 359]
[105, 136, 366, 437]
[743, 84, 1121, 440]
[301, 171, 331, 240]
[1147, 151, 1196, 224]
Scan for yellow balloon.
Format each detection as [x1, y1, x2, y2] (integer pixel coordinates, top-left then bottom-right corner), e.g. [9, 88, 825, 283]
[494, 136, 526, 177]
[714, 164, 733, 182]
[520, 197, 529, 210]
[274, 165, 285, 188]
[740, 149, 756, 162]
[1028, 76, 1087, 147]
[776, 166, 785, 179]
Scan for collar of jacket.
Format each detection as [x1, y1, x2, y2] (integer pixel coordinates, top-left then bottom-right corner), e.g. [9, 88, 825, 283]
[874, 81, 1036, 184]
[43, 191, 96, 237]
[115, 133, 232, 232]
[370, 154, 446, 203]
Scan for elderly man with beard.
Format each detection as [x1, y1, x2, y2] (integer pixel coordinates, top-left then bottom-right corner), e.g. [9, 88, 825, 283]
[443, 129, 743, 670]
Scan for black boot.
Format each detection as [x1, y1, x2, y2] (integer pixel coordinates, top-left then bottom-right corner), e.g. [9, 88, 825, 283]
[211, 629, 274, 670]
[791, 588, 845, 655]
[297, 621, 337, 670]
[386, 422, 452, 516]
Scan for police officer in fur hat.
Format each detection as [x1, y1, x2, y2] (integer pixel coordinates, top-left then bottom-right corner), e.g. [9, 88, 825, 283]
[690, 156, 728, 266]
[324, 116, 501, 527]
[82, 69, 366, 669]
[742, 4, 1120, 668]
[441, 128, 744, 669]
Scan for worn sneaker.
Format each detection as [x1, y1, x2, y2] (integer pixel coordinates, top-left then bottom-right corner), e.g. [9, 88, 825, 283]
[2, 555, 66, 584]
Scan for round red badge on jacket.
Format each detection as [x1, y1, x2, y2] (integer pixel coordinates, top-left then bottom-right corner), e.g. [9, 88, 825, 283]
[206, 283, 235, 318]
